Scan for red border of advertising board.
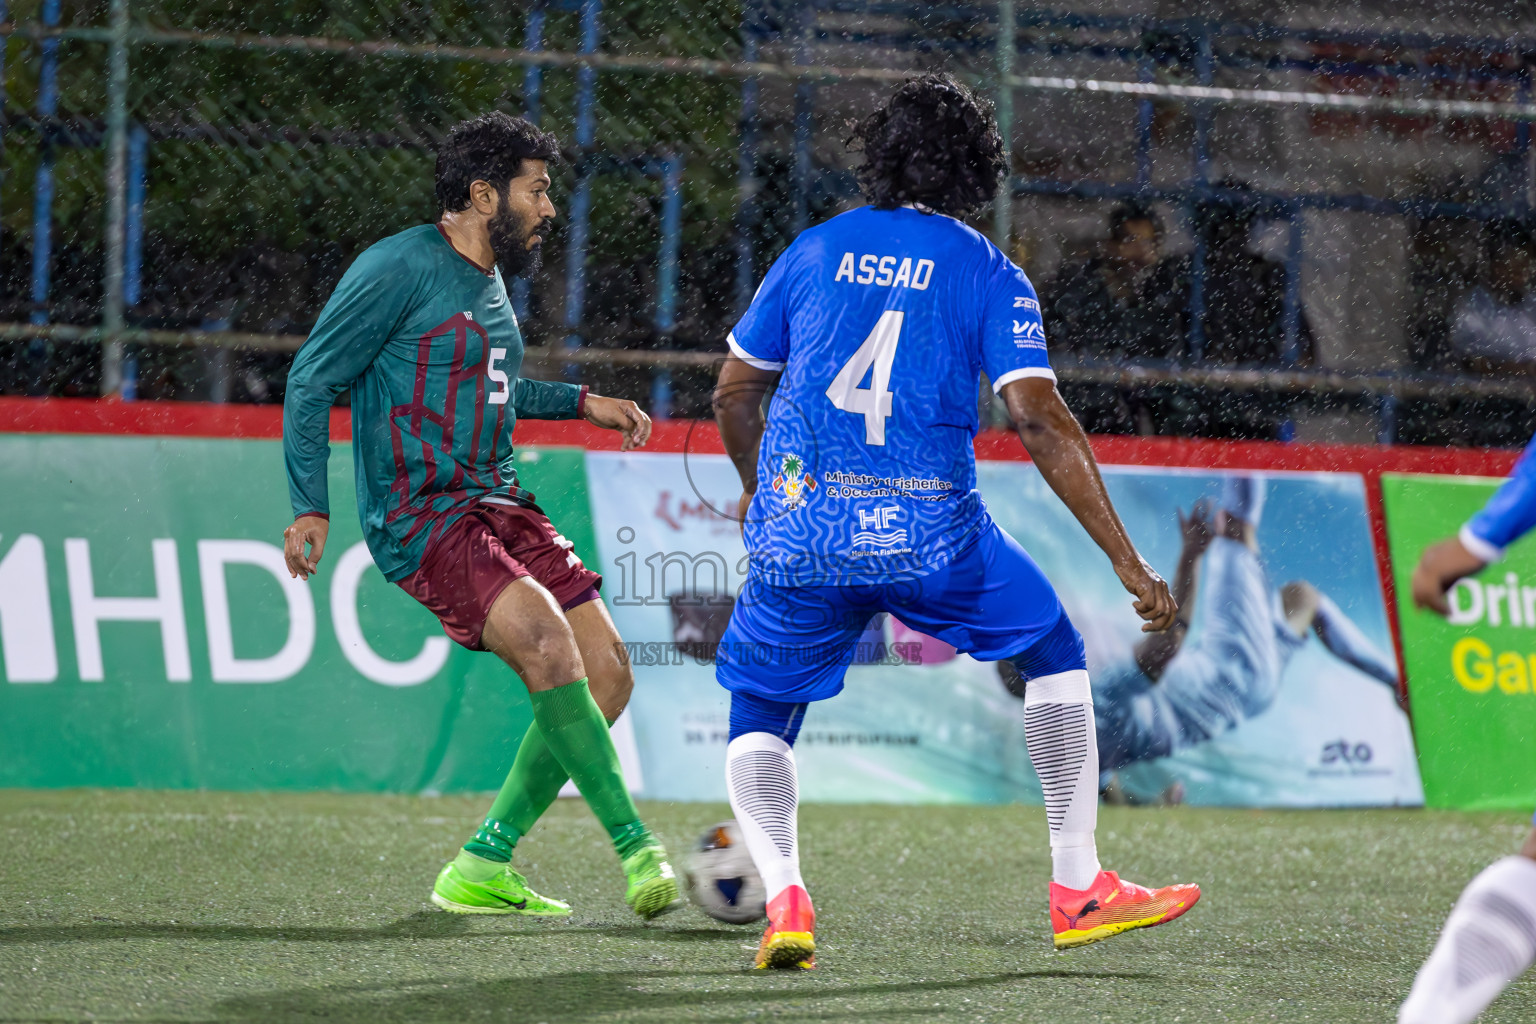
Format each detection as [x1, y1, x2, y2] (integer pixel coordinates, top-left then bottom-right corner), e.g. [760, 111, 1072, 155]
[1, 395, 1522, 703]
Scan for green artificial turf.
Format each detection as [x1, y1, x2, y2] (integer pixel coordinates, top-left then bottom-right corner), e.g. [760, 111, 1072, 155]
[0, 791, 1533, 1023]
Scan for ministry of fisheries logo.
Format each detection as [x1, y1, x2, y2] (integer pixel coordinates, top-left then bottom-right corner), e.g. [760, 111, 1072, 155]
[772, 453, 817, 510]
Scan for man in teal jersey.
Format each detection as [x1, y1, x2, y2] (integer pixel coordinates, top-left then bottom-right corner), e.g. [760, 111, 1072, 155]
[281, 112, 679, 920]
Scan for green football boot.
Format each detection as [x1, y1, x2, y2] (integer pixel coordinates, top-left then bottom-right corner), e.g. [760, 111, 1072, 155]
[622, 842, 682, 920]
[430, 860, 572, 916]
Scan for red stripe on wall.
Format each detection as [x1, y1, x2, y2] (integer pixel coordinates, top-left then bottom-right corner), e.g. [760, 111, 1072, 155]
[0, 396, 1520, 477]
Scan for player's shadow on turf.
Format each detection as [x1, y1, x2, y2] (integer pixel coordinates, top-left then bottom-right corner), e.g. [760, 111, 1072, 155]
[208, 968, 1157, 1023]
[0, 914, 764, 948]
[0, 910, 478, 945]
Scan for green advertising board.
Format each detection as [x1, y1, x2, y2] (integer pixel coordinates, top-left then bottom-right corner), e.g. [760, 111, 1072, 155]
[1383, 473, 1536, 809]
[0, 435, 595, 792]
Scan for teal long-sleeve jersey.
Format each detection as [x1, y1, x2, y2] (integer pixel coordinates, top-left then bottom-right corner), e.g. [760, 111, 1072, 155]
[283, 223, 585, 581]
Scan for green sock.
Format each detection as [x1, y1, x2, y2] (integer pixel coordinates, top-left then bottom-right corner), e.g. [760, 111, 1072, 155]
[462, 815, 521, 863]
[529, 678, 649, 857]
[462, 712, 618, 863]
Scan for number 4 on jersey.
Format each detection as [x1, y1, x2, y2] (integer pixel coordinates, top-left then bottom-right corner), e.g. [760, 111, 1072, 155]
[825, 310, 903, 445]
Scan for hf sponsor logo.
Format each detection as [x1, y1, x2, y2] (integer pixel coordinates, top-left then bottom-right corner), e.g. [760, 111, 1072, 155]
[0, 533, 448, 687]
[851, 506, 909, 552]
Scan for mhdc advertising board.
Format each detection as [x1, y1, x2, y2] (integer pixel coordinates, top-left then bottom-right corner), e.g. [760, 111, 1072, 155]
[0, 435, 643, 793]
[588, 450, 1423, 808]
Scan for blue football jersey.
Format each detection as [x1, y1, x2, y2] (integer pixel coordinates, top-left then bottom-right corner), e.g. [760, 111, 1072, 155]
[1464, 433, 1536, 561]
[729, 205, 1054, 585]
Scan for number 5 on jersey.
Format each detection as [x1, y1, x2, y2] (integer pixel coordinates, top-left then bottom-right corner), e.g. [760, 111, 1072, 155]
[486, 347, 510, 405]
[825, 310, 903, 446]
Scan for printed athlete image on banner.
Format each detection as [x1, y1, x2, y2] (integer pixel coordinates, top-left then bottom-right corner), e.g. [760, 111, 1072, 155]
[0, 435, 642, 793]
[1383, 473, 1536, 810]
[587, 450, 1424, 807]
[987, 464, 1420, 808]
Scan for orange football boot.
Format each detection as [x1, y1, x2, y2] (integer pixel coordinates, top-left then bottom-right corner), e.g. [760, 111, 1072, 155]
[755, 885, 816, 969]
[1050, 869, 1200, 949]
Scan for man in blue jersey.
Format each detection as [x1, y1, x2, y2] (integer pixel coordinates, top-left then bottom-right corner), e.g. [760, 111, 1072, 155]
[1400, 441, 1536, 1023]
[711, 75, 1200, 970]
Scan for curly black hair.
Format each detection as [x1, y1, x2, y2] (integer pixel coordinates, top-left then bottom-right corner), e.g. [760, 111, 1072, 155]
[435, 111, 561, 215]
[848, 73, 1007, 217]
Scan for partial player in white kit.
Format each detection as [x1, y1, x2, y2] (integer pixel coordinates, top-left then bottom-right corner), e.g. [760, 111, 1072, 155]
[1399, 436, 1536, 1023]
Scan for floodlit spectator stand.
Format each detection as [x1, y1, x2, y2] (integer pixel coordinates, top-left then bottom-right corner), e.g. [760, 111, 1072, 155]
[2, 1, 1534, 443]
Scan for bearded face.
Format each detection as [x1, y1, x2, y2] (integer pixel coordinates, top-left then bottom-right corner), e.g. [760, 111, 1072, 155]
[489, 188, 553, 277]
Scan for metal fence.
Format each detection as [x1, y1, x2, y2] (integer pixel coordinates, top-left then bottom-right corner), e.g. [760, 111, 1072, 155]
[3, 1, 1535, 444]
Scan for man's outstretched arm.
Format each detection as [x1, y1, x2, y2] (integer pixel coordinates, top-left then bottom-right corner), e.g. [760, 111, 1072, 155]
[1134, 501, 1213, 678]
[512, 378, 652, 451]
[1000, 376, 1176, 632]
[714, 354, 780, 524]
[1413, 438, 1536, 614]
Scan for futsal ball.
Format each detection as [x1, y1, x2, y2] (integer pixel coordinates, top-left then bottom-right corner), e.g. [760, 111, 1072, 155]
[683, 821, 767, 924]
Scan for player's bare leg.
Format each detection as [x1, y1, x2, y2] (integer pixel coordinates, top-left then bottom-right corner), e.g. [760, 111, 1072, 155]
[1400, 825, 1536, 1023]
[435, 580, 678, 919]
[567, 598, 635, 719]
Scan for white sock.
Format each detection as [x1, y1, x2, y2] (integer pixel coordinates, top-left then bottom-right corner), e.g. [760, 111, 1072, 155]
[1400, 856, 1536, 1024]
[1023, 669, 1102, 890]
[725, 732, 804, 904]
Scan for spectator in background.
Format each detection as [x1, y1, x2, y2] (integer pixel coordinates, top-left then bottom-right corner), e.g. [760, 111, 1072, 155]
[1047, 202, 1179, 360]
[1162, 181, 1315, 367]
[1449, 218, 1536, 371]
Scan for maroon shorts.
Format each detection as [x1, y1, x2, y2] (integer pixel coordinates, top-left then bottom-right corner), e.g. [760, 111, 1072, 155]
[396, 501, 602, 650]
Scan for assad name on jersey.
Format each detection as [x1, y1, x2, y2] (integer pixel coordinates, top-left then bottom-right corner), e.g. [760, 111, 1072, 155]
[729, 204, 1053, 588]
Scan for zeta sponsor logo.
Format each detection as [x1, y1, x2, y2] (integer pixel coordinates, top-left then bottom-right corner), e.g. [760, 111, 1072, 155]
[771, 453, 817, 510]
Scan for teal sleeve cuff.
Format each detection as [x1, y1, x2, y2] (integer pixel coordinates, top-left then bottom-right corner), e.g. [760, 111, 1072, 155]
[513, 378, 586, 420]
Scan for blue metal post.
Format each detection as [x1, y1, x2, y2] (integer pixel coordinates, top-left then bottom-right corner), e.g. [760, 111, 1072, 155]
[791, 3, 814, 236]
[25, 0, 61, 394]
[524, 1, 544, 126]
[1135, 53, 1154, 191]
[0, 0, 8, 248]
[1186, 26, 1213, 363]
[651, 155, 683, 420]
[513, 0, 545, 323]
[125, 125, 146, 309]
[1377, 393, 1398, 446]
[1517, 68, 1532, 216]
[29, 0, 62, 332]
[122, 123, 148, 400]
[1280, 203, 1302, 365]
[563, 0, 600, 354]
[733, 0, 761, 316]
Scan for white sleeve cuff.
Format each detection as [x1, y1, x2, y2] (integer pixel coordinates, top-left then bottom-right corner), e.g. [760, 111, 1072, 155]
[1459, 523, 1505, 564]
[991, 366, 1057, 393]
[727, 333, 786, 372]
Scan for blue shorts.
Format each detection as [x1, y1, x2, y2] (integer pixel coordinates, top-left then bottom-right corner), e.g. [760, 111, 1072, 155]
[716, 522, 1069, 702]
